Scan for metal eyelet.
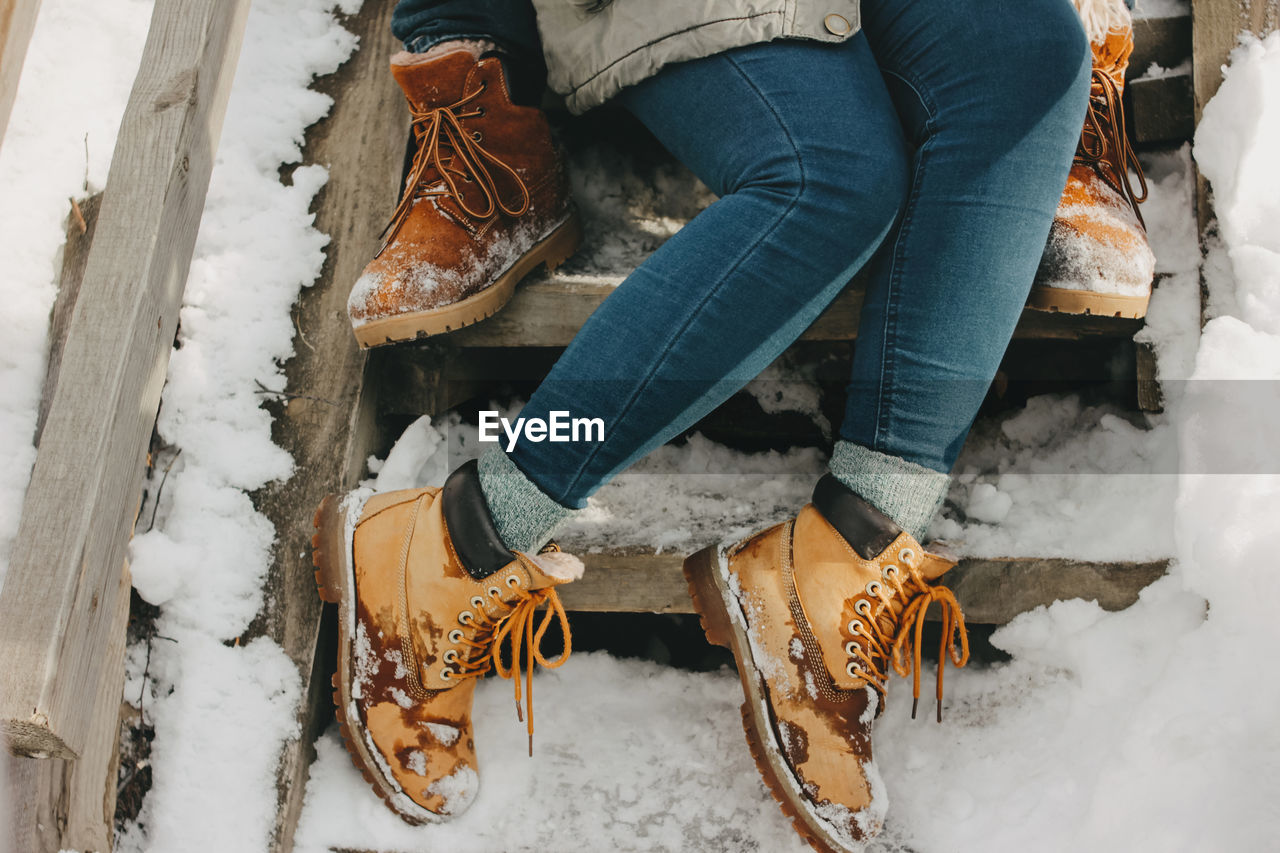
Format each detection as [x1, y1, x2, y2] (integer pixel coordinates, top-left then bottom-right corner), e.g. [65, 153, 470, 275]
[854, 598, 871, 617]
[900, 548, 916, 565]
[506, 575, 521, 588]
[884, 565, 900, 580]
[443, 649, 458, 664]
[845, 641, 859, 656]
[440, 667, 454, 680]
[847, 618, 863, 635]
[458, 610, 474, 625]
[846, 661, 860, 678]
[472, 130, 483, 141]
[448, 629, 463, 644]
[866, 580, 882, 597]
[470, 596, 485, 609]
[487, 586, 501, 597]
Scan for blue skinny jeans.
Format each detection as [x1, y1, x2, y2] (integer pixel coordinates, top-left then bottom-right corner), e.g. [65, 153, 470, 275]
[393, 0, 1092, 509]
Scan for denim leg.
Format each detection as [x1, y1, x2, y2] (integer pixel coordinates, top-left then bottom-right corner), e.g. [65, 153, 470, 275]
[391, 0, 545, 90]
[840, 0, 1092, 473]
[508, 39, 909, 507]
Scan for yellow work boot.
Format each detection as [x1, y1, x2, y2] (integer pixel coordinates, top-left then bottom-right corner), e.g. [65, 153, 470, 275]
[683, 475, 968, 851]
[1030, 1, 1155, 319]
[311, 460, 580, 823]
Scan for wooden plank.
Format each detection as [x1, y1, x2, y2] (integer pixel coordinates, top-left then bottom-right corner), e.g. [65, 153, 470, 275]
[557, 550, 1169, 625]
[0, 0, 41, 147]
[442, 278, 1144, 349]
[1131, 14, 1193, 78]
[1193, 0, 1279, 124]
[4, 567, 130, 852]
[1130, 74, 1195, 144]
[242, 3, 408, 850]
[34, 193, 101, 446]
[0, 0, 252, 760]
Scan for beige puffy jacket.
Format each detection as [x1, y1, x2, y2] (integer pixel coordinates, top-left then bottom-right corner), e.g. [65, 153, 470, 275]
[530, 0, 862, 113]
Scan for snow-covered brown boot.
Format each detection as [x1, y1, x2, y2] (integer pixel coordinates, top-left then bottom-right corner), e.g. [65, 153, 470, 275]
[311, 460, 580, 823]
[348, 47, 580, 347]
[683, 475, 969, 851]
[1029, 0, 1155, 319]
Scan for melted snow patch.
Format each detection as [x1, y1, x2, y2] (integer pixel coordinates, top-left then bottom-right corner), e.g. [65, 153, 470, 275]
[425, 721, 461, 747]
[428, 766, 479, 817]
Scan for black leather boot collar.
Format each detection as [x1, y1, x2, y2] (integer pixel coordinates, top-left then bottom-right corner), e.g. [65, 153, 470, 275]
[443, 459, 516, 580]
[811, 474, 903, 561]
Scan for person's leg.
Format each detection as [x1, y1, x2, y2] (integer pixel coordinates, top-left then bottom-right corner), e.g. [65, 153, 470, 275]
[390, 0, 545, 100]
[478, 38, 910, 550]
[831, 0, 1093, 536]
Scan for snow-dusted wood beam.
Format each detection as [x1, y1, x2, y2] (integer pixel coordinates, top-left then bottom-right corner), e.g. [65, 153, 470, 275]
[0, 0, 41, 148]
[0, 0, 252, 761]
[556, 552, 1170, 623]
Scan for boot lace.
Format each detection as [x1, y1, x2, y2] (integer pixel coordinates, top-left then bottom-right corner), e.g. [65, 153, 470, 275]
[844, 551, 970, 722]
[1076, 68, 1148, 227]
[447, 548, 571, 756]
[378, 81, 531, 256]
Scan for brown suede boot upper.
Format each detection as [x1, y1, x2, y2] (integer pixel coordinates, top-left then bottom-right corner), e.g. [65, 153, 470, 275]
[1034, 25, 1155, 303]
[348, 50, 574, 334]
[343, 487, 577, 822]
[722, 505, 967, 846]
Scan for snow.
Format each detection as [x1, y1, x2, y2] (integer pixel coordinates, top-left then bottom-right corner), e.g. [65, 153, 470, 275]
[1137, 58, 1193, 80]
[0, 0, 153, 586]
[1132, 0, 1190, 19]
[294, 653, 813, 853]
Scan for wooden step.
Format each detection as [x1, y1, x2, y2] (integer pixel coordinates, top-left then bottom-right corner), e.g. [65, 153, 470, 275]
[440, 276, 1146, 349]
[557, 548, 1169, 625]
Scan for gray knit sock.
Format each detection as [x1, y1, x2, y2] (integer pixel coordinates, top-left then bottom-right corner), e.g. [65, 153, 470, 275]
[476, 448, 575, 553]
[828, 441, 951, 542]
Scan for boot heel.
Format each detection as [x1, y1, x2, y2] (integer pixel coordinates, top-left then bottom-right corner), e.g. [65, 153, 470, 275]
[312, 494, 349, 605]
[683, 546, 734, 649]
[541, 213, 582, 272]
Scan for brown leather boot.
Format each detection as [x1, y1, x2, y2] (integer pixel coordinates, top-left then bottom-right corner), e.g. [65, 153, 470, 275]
[348, 49, 581, 347]
[311, 461, 580, 823]
[683, 476, 969, 851]
[1029, 14, 1155, 319]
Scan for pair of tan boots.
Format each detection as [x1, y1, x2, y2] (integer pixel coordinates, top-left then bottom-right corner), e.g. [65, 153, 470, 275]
[315, 11, 1151, 852]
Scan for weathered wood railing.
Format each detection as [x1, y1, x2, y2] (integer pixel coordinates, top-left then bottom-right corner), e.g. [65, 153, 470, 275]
[1, 0, 251, 849]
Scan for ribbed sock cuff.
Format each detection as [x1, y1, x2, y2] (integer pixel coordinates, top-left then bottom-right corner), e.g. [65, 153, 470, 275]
[476, 448, 575, 553]
[828, 441, 951, 542]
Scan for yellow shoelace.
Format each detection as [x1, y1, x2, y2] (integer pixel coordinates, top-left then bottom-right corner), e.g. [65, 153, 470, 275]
[847, 567, 970, 722]
[450, 556, 572, 756]
[1077, 68, 1148, 226]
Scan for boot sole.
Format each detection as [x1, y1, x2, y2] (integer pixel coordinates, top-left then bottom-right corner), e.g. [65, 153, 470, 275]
[352, 212, 583, 348]
[312, 493, 442, 825]
[1025, 284, 1150, 319]
[683, 545, 856, 853]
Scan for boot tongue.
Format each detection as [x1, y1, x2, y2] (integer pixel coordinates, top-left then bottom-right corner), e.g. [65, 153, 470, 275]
[390, 50, 482, 111]
[525, 550, 584, 588]
[1092, 27, 1133, 93]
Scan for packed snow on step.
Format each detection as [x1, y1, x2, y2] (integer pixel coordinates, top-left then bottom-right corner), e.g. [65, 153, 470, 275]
[0, 0, 152, 587]
[295, 35, 1280, 853]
